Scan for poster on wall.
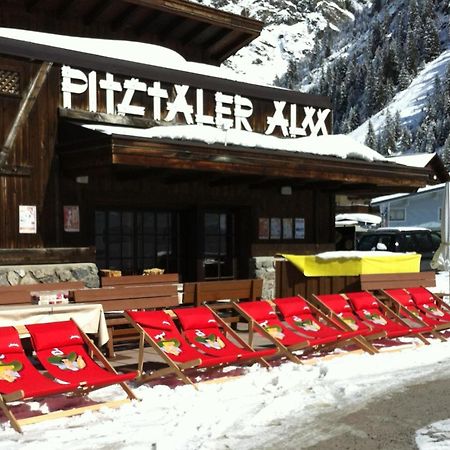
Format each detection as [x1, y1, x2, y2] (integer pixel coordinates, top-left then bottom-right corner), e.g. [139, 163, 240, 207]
[282, 218, 293, 239]
[63, 205, 80, 232]
[19, 205, 37, 234]
[270, 218, 281, 239]
[295, 218, 305, 239]
[258, 218, 269, 239]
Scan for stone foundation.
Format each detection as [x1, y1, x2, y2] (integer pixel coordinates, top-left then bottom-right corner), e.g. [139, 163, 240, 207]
[249, 256, 276, 299]
[0, 263, 99, 288]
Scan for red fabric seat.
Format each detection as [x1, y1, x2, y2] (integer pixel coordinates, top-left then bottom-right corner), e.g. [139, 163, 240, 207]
[238, 301, 310, 347]
[315, 294, 374, 335]
[175, 306, 276, 361]
[273, 296, 361, 344]
[126, 310, 238, 367]
[407, 287, 450, 322]
[384, 289, 438, 331]
[27, 320, 136, 390]
[0, 326, 77, 400]
[346, 291, 417, 339]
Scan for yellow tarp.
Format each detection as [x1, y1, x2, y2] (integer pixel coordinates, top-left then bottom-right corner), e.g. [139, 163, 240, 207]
[282, 253, 421, 277]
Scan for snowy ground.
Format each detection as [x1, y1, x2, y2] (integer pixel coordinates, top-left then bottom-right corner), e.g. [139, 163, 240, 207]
[2, 333, 450, 449]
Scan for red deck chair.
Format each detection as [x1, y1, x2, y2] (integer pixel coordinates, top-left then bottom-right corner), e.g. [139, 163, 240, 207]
[345, 291, 430, 344]
[125, 310, 242, 387]
[383, 289, 448, 338]
[174, 306, 276, 367]
[312, 294, 387, 351]
[26, 320, 137, 396]
[233, 300, 340, 363]
[273, 296, 369, 346]
[406, 287, 450, 324]
[0, 325, 134, 433]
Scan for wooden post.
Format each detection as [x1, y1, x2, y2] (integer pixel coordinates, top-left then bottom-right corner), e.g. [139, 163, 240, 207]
[0, 61, 53, 169]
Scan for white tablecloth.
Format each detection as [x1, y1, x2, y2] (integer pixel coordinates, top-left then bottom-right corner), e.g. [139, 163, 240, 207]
[0, 303, 109, 346]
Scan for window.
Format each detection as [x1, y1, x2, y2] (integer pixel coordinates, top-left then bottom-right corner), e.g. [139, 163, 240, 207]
[203, 211, 234, 280]
[95, 209, 177, 274]
[389, 208, 405, 221]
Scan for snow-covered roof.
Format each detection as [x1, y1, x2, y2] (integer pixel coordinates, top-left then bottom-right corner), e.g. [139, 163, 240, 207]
[387, 153, 436, 168]
[335, 213, 382, 224]
[371, 183, 445, 205]
[0, 27, 264, 87]
[80, 123, 387, 162]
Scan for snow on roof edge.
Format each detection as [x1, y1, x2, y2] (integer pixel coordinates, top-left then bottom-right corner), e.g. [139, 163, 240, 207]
[79, 123, 388, 163]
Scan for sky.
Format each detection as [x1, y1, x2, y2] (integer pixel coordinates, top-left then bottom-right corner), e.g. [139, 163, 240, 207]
[2, 304, 450, 449]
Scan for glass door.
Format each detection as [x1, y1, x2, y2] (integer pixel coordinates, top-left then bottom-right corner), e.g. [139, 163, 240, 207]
[203, 211, 235, 280]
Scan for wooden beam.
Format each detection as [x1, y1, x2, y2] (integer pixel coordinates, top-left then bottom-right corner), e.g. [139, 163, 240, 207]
[55, 0, 77, 18]
[135, 10, 163, 37]
[0, 62, 53, 169]
[0, 165, 32, 176]
[58, 107, 169, 128]
[25, 0, 40, 12]
[0, 247, 96, 265]
[83, 0, 111, 26]
[181, 22, 211, 45]
[110, 4, 139, 31]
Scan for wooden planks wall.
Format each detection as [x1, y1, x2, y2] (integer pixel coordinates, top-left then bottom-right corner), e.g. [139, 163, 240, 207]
[275, 259, 361, 300]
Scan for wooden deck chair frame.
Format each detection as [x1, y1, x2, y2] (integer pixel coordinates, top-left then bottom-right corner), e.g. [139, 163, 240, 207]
[298, 296, 381, 355]
[231, 301, 315, 364]
[353, 291, 431, 345]
[381, 290, 447, 341]
[1, 324, 137, 433]
[124, 312, 206, 389]
[201, 303, 274, 368]
[311, 294, 389, 353]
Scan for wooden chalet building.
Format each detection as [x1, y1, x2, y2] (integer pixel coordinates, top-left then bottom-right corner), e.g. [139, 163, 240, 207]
[0, 0, 434, 283]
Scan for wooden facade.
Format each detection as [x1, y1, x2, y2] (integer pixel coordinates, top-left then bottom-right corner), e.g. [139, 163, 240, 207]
[0, 1, 434, 282]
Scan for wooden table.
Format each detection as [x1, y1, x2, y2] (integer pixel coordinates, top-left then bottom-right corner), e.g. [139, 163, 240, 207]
[0, 303, 109, 346]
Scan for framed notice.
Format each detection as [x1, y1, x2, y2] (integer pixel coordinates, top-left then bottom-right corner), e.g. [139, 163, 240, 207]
[282, 218, 293, 239]
[258, 218, 269, 240]
[270, 217, 281, 239]
[64, 205, 80, 232]
[294, 218, 305, 239]
[19, 205, 37, 234]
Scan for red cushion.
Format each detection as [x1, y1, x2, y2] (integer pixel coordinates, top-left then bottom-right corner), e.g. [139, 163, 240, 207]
[407, 287, 434, 305]
[346, 292, 379, 312]
[273, 297, 311, 318]
[175, 307, 218, 331]
[126, 310, 174, 330]
[26, 320, 83, 351]
[0, 326, 23, 354]
[386, 289, 414, 306]
[239, 301, 277, 322]
[318, 294, 352, 313]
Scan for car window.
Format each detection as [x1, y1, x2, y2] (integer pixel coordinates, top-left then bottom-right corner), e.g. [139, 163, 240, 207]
[411, 232, 433, 253]
[357, 235, 379, 250]
[431, 232, 441, 250]
[358, 234, 396, 251]
[403, 233, 417, 252]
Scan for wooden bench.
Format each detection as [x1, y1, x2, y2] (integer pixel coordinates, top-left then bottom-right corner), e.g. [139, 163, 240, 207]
[0, 281, 85, 305]
[72, 283, 180, 358]
[183, 279, 263, 325]
[101, 273, 179, 287]
[359, 271, 436, 291]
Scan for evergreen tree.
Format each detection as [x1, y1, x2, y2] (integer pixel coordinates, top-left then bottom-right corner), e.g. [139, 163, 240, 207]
[441, 134, 450, 170]
[422, 17, 440, 62]
[365, 120, 377, 149]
